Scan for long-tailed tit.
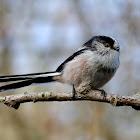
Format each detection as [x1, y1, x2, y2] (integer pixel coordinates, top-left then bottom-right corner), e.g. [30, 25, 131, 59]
[0, 36, 120, 97]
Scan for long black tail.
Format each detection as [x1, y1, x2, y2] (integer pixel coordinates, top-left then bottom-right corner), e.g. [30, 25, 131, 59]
[0, 71, 61, 92]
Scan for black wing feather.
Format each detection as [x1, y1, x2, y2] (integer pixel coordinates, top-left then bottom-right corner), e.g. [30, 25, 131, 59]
[56, 48, 88, 72]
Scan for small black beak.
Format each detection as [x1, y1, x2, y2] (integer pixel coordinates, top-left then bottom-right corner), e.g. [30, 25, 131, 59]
[113, 46, 120, 51]
[112, 44, 120, 51]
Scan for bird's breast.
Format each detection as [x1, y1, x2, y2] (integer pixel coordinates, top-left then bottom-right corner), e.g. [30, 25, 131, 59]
[61, 50, 119, 89]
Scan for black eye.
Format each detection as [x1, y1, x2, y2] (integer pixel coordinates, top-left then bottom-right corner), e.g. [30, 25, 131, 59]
[104, 43, 110, 48]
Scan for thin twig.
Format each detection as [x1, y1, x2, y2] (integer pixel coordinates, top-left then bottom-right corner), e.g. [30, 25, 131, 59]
[0, 89, 140, 110]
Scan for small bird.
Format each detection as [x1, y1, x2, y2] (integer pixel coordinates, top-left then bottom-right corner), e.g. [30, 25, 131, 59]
[0, 36, 120, 97]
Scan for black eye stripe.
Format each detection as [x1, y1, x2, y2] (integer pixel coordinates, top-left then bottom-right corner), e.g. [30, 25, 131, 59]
[99, 36, 115, 46]
[83, 36, 115, 48]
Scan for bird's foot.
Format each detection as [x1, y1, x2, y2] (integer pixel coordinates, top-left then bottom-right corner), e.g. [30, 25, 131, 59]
[97, 89, 107, 99]
[76, 84, 92, 95]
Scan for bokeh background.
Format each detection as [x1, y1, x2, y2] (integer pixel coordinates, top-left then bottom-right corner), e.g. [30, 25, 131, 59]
[0, 0, 140, 140]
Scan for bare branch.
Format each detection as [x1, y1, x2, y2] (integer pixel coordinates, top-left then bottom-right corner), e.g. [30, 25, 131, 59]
[0, 89, 140, 110]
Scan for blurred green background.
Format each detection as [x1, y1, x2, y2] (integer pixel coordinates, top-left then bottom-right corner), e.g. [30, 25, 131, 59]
[0, 0, 140, 140]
